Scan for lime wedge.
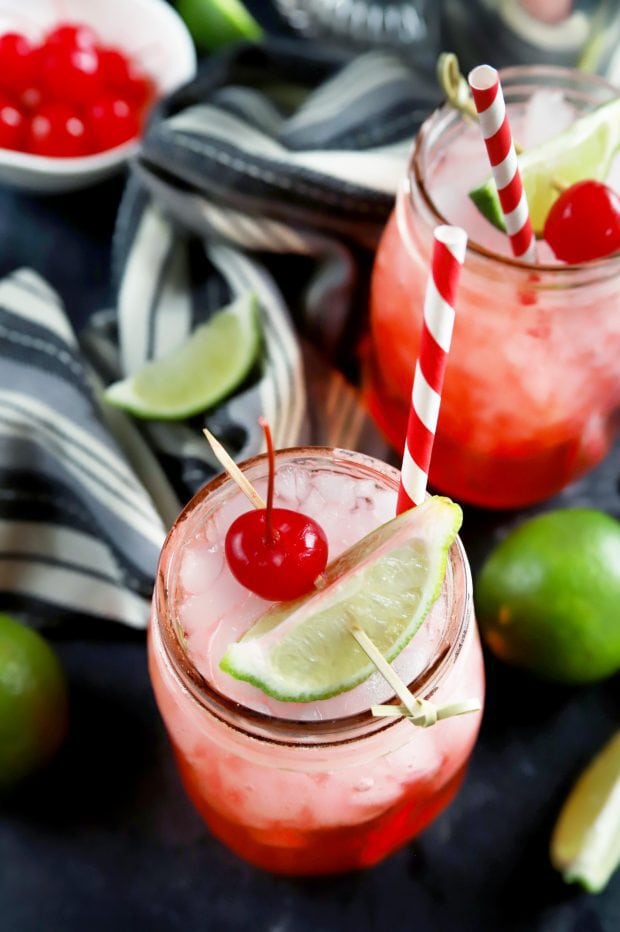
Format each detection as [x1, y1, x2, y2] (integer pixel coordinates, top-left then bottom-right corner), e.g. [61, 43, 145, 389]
[177, 0, 263, 51]
[469, 96, 620, 235]
[551, 731, 620, 893]
[104, 294, 261, 420]
[220, 496, 462, 702]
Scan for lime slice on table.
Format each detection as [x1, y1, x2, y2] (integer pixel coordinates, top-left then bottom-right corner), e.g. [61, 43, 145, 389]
[177, 0, 263, 51]
[469, 96, 620, 236]
[220, 496, 462, 702]
[104, 294, 261, 420]
[551, 731, 620, 894]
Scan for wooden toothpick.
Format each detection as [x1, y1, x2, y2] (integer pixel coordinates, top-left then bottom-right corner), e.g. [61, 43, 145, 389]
[203, 428, 266, 510]
[348, 621, 481, 728]
[437, 52, 523, 154]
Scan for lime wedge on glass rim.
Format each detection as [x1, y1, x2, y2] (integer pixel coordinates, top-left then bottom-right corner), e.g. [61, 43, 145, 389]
[104, 294, 261, 420]
[551, 731, 620, 894]
[220, 496, 462, 702]
[469, 96, 620, 236]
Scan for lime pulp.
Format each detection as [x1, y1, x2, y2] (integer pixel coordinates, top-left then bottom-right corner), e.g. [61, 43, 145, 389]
[551, 731, 620, 893]
[469, 96, 620, 235]
[104, 294, 261, 420]
[220, 496, 462, 702]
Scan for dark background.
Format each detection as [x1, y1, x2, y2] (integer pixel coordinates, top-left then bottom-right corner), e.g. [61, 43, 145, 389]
[0, 2, 619, 930]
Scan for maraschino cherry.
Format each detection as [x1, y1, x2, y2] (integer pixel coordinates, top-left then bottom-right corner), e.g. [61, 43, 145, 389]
[45, 23, 98, 51]
[0, 96, 26, 150]
[27, 103, 90, 157]
[0, 20, 158, 158]
[225, 421, 328, 601]
[544, 179, 620, 263]
[86, 95, 140, 150]
[0, 33, 38, 93]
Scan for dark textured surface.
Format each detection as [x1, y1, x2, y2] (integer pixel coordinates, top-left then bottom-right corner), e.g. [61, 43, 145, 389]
[0, 18, 619, 932]
[1, 607, 618, 932]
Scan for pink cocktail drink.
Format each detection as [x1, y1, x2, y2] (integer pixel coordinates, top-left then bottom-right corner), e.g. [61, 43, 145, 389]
[148, 448, 484, 875]
[366, 66, 620, 509]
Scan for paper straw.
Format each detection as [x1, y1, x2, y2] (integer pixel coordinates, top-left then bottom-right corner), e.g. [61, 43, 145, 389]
[468, 64, 538, 263]
[396, 225, 467, 514]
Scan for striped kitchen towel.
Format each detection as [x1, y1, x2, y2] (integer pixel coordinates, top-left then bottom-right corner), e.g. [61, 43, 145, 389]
[0, 39, 439, 628]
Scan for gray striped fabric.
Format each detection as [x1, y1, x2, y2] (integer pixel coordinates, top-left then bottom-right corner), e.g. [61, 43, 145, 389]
[0, 39, 437, 628]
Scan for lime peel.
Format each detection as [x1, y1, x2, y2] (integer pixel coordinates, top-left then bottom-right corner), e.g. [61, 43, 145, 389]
[177, 0, 263, 51]
[0, 613, 68, 788]
[469, 96, 620, 235]
[104, 294, 261, 421]
[551, 731, 620, 894]
[220, 496, 462, 702]
[475, 509, 620, 684]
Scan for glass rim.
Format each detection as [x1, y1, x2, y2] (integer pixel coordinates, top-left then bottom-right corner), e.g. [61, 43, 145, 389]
[410, 63, 620, 276]
[153, 445, 473, 748]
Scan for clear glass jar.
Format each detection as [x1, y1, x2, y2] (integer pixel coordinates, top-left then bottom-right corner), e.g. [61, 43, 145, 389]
[365, 65, 620, 509]
[148, 447, 484, 875]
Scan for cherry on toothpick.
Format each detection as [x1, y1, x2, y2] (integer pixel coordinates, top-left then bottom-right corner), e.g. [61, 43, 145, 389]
[544, 179, 620, 263]
[224, 421, 328, 601]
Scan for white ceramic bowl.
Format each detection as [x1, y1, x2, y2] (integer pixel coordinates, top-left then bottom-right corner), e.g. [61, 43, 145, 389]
[0, 0, 197, 192]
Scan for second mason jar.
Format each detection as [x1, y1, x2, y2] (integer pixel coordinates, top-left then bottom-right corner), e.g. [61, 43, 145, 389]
[365, 65, 620, 509]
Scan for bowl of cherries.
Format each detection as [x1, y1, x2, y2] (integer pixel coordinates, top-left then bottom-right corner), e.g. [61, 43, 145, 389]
[0, 0, 196, 192]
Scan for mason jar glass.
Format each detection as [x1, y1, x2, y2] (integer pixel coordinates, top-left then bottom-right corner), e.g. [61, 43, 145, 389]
[365, 66, 620, 509]
[148, 447, 484, 874]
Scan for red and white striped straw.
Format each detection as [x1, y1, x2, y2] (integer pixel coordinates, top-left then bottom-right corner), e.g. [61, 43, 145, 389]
[468, 64, 538, 263]
[397, 225, 467, 514]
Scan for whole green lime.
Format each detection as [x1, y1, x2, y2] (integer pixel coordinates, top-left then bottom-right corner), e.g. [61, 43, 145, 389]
[475, 509, 620, 683]
[0, 613, 68, 789]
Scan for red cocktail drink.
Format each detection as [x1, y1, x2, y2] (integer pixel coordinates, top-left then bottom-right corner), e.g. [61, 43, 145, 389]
[148, 448, 484, 874]
[366, 66, 620, 508]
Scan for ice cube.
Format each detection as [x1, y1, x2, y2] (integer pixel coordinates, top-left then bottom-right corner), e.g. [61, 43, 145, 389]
[521, 90, 574, 148]
[179, 542, 224, 596]
[273, 464, 311, 507]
